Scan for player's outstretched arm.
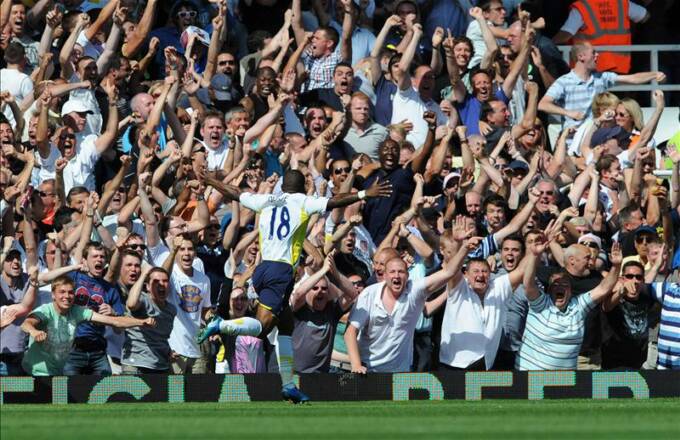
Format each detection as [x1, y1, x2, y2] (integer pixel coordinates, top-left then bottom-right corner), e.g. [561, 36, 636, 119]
[201, 172, 242, 202]
[326, 179, 392, 210]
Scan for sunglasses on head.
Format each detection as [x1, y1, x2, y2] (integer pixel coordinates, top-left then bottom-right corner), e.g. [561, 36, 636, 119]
[581, 241, 599, 249]
[623, 273, 643, 280]
[333, 166, 351, 175]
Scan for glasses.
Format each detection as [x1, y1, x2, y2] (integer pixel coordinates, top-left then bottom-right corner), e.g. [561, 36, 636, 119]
[617, 112, 629, 118]
[126, 244, 147, 251]
[177, 11, 197, 19]
[623, 274, 643, 281]
[581, 242, 599, 249]
[333, 166, 351, 175]
[59, 134, 75, 140]
[635, 235, 654, 244]
[538, 190, 554, 196]
[351, 280, 365, 287]
[232, 296, 248, 301]
[218, 60, 235, 66]
[37, 190, 54, 197]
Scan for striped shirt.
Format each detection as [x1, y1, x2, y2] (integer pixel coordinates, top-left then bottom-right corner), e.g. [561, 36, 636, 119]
[516, 292, 596, 370]
[651, 281, 680, 370]
[545, 70, 618, 130]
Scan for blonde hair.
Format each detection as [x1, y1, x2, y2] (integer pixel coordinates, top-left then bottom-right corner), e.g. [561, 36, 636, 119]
[619, 98, 644, 131]
[591, 92, 619, 118]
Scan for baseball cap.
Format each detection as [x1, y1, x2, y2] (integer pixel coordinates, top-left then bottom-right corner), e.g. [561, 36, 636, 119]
[591, 126, 631, 148]
[507, 160, 529, 172]
[61, 99, 94, 117]
[196, 73, 233, 105]
[634, 225, 657, 237]
[578, 233, 602, 249]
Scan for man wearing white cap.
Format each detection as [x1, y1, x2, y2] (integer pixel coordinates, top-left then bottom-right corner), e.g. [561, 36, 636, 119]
[58, 83, 119, 193]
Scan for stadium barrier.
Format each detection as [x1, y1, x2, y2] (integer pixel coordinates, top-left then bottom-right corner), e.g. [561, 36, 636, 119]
[1, 371, 679, 404]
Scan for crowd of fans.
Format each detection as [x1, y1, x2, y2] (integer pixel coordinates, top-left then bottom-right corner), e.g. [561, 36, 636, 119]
[1, 0, 679, 382]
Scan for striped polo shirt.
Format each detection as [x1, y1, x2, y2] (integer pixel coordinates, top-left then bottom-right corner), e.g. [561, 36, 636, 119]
[651, 281, 680, 370]
[516, 292, 595, 371]
[544, 70, 618, 130]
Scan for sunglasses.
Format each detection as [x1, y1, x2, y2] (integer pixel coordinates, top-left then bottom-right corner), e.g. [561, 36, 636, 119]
[126, 244, 147, 251]
[37, 190, 54, 197]
[635, 235, 654, 244]
[581, 242, 599, 249]
[333, 166, 351, 175]
[539, 190, 555, 196]
[59, 134, 76, 140]
[351, 280, 365, 287]
[177, 11, 197, 19]
[218, 60, 235, 66]
[617, 112, 629, 118]
[623, 274, 643, 280]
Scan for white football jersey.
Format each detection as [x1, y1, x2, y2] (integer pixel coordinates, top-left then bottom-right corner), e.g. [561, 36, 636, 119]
[239, 192, 329, 266]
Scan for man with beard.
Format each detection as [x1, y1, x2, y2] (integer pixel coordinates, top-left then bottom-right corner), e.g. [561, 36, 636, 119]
[199, 169, 391, 402]
[517, 237, 622, 370]
[391, 24, 450, 149]
[299, 63, 355, 112]
[292, 0, 353, 92]
[58, 80, 118, 193]
[122, 265, 177, 374]
[595, 154, 624, 220]
[358, 112, 438, 245]
[64, 241, 125, 376]
[343, 92, 388, 161]
[345, 239, 470, 373]
[214, 51, 243, 102]
[241, 67, 276, 122]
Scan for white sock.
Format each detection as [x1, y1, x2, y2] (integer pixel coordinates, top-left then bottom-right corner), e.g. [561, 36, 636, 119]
[276, 335, 295, 387]
[218, 317, 262, 336]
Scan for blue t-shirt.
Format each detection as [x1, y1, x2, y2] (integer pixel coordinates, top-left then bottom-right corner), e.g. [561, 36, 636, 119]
[457, 88, 509, 136]
[69, 272, 124, 346]
[374, 75, 397, 127]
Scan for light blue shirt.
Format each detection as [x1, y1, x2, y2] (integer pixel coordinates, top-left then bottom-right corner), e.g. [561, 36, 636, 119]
[516, 292, 596, 370]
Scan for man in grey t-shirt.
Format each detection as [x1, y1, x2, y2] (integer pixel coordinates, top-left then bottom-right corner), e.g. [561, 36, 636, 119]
[0, 250, 32, 375]
[122, 266, 176, 374]
[291, 256, 358, 373]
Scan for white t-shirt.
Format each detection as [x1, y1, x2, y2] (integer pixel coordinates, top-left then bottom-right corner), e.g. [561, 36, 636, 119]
[68, 74, 102, 136]
[167, 266, 211, 358]
[239, 192, 329, 266]
[390, 86, 448, 149]
[205, 141, 230, 171]
[0, 68, 33, 128]
[31, 144, 61, 187]
[76, 30, 104, 60]
[439, 274, 514, 369]
[62, 134, 100, 193]
[349, 279, 428, 372]
[560, 1, 647, 35]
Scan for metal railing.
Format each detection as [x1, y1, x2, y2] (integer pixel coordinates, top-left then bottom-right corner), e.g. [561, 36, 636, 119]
[556, 44, 680, 100]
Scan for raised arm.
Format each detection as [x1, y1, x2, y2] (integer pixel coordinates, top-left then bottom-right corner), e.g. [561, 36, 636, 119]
[394, 24, 423, 91]
[523, 233, 548, 301]
[127, 265, 153, 311]
[409, 111, 437, 173]
[590, 242, 623, 303]
[291, 0, 306, 49]
[84, 0, 119, 41]
[494, 188, 539, 244]
[338, 0, 354, 63]
[94, 81, 119, 154]
[502, 27, 532, 99]
[469, 7, 498, 70]
[204, 10, 227, 82]
[370, 15, 401, 86]
[97, 5, 125, 74]
[59, 14, 89, 79]
[122, 0, 157, 58]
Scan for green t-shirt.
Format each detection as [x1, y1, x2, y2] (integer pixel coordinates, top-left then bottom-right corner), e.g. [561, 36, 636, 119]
[663, 130, 680, 169]
[21, 303, 93, 376]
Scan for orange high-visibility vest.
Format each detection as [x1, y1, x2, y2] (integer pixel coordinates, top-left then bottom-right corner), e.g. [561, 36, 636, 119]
[571, 0, 631, 73]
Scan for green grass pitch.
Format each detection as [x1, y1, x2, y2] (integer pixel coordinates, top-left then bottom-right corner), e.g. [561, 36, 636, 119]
[2, 399, 679, 439]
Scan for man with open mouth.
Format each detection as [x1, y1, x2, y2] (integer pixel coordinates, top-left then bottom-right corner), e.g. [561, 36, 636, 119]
[517, 237, 623, 370]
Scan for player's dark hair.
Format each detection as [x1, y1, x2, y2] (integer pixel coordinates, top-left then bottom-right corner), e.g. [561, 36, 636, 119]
[281, 169, 306, 194]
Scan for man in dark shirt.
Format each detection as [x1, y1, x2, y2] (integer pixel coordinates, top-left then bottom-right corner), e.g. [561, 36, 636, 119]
[64, 241, 124, 376]
[299, 62, 355, 112]
[358, 112, 437, 244]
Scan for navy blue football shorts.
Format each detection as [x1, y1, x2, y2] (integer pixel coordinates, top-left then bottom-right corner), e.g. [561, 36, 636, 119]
[251, 261, 295, 316]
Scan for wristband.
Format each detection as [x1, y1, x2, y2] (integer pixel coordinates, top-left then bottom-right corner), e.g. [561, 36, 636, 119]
[358, 190, 366, 200]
